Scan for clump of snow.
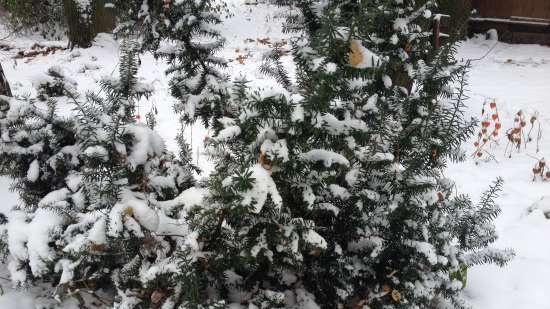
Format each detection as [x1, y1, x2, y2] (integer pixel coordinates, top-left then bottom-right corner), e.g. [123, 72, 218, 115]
[7, 260, 27, 287]
[302, 186, 315, 207]
[314, 112, 369, 135]
[317, 202, 340, 216]
[295, 288, 321, 309]
[329, 184, 350, 200]
[405, 240, 438, 265]
[38, 188, 71, 208]
[7, 209, 65, 277]
[345, 168, 360, 186]
[184, 231, 200, 252]
[65, 173, 83, 192]
[382, 75, 392, 88]
[30, 73, 54, 89]
[3, 98, 32, 121]
[108, 189, 159, 236]
[241, 164, 282, 213]
[304, 230, 327, 249]
[87, 218, 107, 245]
[26, 160, 40, 182]
[325, 62, 337, 73]
[124, 124, 165, 169]
[301, 149, 350, 167]
[393, 4, 429, 33]
[390, 34, 399, 45]
[158, 187, 207, 214]
[55, 259, 80, 285]
[423, 9, 432, 19]
[139, 258, 179, 284]
[48, 145, 80, 171]
[369, 152, 395, 162]
[363, 94, 379, 113]
[486, 29, 499, 41]
[260, 139, 289, 162]
[84, 145, 109, 161]
[213, 125, 241, 142]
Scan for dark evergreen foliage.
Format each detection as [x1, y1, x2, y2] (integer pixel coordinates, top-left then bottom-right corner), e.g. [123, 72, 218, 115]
[0, 43, 198, 308]
[172, 1, 513, 308]
[0, 1, 513, 309]
[110, 0, 230, 128]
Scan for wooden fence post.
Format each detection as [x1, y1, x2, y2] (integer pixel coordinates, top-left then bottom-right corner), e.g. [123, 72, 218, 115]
[433, 17, 441, 49]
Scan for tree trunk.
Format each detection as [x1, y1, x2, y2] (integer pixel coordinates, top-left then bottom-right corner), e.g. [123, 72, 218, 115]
[91, 0, 116, 35]
[0, 63, 12, 97]
[63, 0, 115, 49]
[63, 0, 94, 49]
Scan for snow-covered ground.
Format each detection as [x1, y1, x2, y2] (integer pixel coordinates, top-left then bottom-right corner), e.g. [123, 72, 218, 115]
[1, 2, 550, 308]
[451, 38, 550, 309]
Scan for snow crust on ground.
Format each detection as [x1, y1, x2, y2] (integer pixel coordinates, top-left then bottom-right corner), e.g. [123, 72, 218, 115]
[0, 2, 550, 308]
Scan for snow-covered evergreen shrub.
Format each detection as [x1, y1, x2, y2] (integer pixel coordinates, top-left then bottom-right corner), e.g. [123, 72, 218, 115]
[111, 0, 230, 127]
[0, 93, 80, 283]
[169, 1, 513, 308]
[175, 80, 328, 308]
[0, 1, 514, 308]
[34, 66, 78, 101]
[0, 94, 79, 214]
[0, 42, 200, 308]
[0, 0, 65, 39]
[277, 1, 514, 308]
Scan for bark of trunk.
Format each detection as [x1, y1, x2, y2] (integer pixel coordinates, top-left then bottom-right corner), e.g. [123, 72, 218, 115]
[63, 0, 115, 49]
[63, 0, 94, 49]
[0, 63, 12, 97]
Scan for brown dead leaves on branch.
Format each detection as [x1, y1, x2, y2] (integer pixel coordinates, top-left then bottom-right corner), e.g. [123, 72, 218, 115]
[472, 99, 549, 183]
[504, 110, 541, 158]
[473, 100, 543, 166]
[473, 100, 502, 161]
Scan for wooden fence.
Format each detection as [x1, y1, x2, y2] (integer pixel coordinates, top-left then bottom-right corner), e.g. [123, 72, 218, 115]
[472, 0, 550, 20]
[469, 0, 550, 45]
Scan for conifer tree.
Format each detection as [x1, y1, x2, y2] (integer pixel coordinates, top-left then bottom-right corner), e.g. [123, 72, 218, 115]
[287, 1, 514, 308]
[0, 96, 78, 212]
[0, 67, 80, 256]
[0, 2, 515, 309]
[174, 1, 513, 308]
[179, 80, 325, 308]
[1, 42, 200, 308]
[0, 90, 81, 290]
[64, 41, 198, 308]
[111, 0, 229, 127]
[0, 0, 65, 39]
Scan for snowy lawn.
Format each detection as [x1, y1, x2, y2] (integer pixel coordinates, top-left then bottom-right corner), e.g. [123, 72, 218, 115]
[1, 3, 550, 308]
[451, 38, 550, 309]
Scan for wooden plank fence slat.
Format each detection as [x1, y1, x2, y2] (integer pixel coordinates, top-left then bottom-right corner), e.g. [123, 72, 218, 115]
[470, 0, 550, 45]
[472, 0, 550, 20]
